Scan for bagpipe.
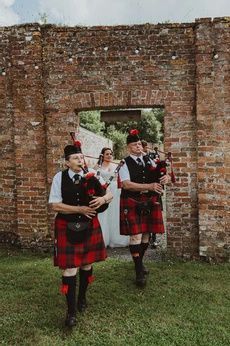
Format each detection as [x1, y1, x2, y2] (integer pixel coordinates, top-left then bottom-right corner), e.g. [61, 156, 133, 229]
[70, 132, 109, 213]
[96, 159, 125, 189]
[82, 139, 125, 189]
[70, 131, 126, 186]
[143, 147, 176, 184]
[142, 147, 175, 248]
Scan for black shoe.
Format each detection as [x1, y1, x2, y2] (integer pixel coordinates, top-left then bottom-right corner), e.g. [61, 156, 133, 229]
[77, 298, 87, 312]
[150, 240, 158, 249]
[142, 264, 149, 276]
[135, 272, 146, 287]
[65, 313, 76, 327]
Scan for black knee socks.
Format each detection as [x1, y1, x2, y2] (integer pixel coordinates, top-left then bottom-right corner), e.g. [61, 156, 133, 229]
[129, 244, 143, 275]
[61, 275, 77, 315]
[78, 268, 93, 302]
[140, 242, 149, 261]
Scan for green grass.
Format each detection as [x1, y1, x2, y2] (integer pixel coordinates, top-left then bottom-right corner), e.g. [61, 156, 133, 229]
[0, 247, 229, 346]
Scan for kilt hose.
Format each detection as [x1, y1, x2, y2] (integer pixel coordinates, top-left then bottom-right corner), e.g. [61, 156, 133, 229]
[54, 216, 107, 269]
[120, 194, 164, 236]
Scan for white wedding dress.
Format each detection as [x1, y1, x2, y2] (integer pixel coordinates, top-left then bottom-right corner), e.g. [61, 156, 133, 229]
[97, 167, 129, 247]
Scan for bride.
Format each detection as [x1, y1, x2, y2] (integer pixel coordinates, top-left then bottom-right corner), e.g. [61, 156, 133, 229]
[95, 148, 129, 247]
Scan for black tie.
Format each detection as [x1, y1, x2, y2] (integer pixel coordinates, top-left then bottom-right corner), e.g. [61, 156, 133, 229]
[136, 158, 143, 167]
[73, 174, 81, 184]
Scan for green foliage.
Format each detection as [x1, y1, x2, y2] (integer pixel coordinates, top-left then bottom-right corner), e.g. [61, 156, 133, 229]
[108, 108, 164, 144]
[0, 247, 230, 346]
[80, 111, 105, 134]
[140, 108, 163, 143]
[79, 108, 164, 158]
[153, 108, 164, 140]
[105, 125, 126, 159]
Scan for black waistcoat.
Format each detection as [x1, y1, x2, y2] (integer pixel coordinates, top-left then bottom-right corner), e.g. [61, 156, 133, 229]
[121, 156, 157, 198]
[57, 169, 89, 222]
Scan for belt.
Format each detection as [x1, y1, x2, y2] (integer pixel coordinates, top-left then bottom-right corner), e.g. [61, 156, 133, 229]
[122, 191, 155, 198]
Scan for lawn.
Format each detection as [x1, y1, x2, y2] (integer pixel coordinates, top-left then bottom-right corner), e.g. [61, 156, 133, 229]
[0, 247, 229, 346]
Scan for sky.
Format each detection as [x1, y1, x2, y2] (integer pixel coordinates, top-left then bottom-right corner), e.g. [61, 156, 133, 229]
[0, 0, 229, 27]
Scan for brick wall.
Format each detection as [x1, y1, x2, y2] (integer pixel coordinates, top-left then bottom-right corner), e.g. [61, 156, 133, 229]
[0, 18, 229, 260]
[195, 18, 230, 260]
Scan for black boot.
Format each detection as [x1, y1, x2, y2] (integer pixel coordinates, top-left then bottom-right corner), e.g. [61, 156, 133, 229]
[140, 242, 150, 275]
[129, 244, 146, 287]
[61, 275, 77, 327]
[77, 268, 94, 312]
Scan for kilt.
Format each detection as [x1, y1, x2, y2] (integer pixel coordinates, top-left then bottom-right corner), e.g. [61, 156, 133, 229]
[54, 216, 107, 269]
[120, 194, 164, 236]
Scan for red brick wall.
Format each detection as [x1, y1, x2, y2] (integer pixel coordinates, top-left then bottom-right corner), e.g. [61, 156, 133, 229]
[195, 18, 230, 260]
[0, 27, 17, 241]
[0, 18, 229, 260]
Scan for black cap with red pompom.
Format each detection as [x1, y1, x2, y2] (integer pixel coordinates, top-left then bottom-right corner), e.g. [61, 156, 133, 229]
[126, 129, 140, 144]
[64, 133, 82, 159]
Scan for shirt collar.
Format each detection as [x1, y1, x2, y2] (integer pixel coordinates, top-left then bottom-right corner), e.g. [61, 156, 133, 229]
[68, 168, 84, 179]
[130, 154, 144, 163]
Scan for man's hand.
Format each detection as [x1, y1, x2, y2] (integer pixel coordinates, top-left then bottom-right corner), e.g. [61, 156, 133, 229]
[89, 196, 106, 209]
[149, 183, 163, 194]
[160, 174, 170, 185]
[78, 206, 97, 219]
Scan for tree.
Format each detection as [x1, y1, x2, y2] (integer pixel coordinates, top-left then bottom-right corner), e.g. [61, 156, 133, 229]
[106, 126, 126, 159]
[108, 108, 164, 144]
[79, 108, 164, 158]
[153, 108, 164, 141]
[80, 111, 105, 134]
[139, 108, 164, 143]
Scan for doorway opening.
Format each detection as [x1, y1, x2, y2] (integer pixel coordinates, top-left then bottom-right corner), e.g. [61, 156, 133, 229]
[75, 107, 167, 250]
[77, 107, 164, 160]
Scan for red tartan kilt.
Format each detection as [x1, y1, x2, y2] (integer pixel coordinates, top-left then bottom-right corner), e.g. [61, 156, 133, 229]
[54, 216, 107, 269]
[120, 194, 164, 235]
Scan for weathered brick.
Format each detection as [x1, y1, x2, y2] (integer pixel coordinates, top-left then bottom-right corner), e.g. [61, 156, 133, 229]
[0, 18, 229, 260]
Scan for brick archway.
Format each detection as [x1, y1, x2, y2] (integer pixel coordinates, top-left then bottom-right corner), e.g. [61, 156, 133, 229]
[1, 18, 229, 260]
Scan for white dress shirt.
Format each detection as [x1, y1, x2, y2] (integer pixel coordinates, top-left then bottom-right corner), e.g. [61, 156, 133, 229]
[48, 168, 105, 204]
[119, 155, 143, 182]
[119, 154, 157, 182]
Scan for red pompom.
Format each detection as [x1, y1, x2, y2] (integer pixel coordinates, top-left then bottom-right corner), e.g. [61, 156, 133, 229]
[88, 275, 95, 284]
[60, 284, 68, 295]
[130, 129, 139, 135]
[85, 172, 95, 180]
[74, 140, 81, 147]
